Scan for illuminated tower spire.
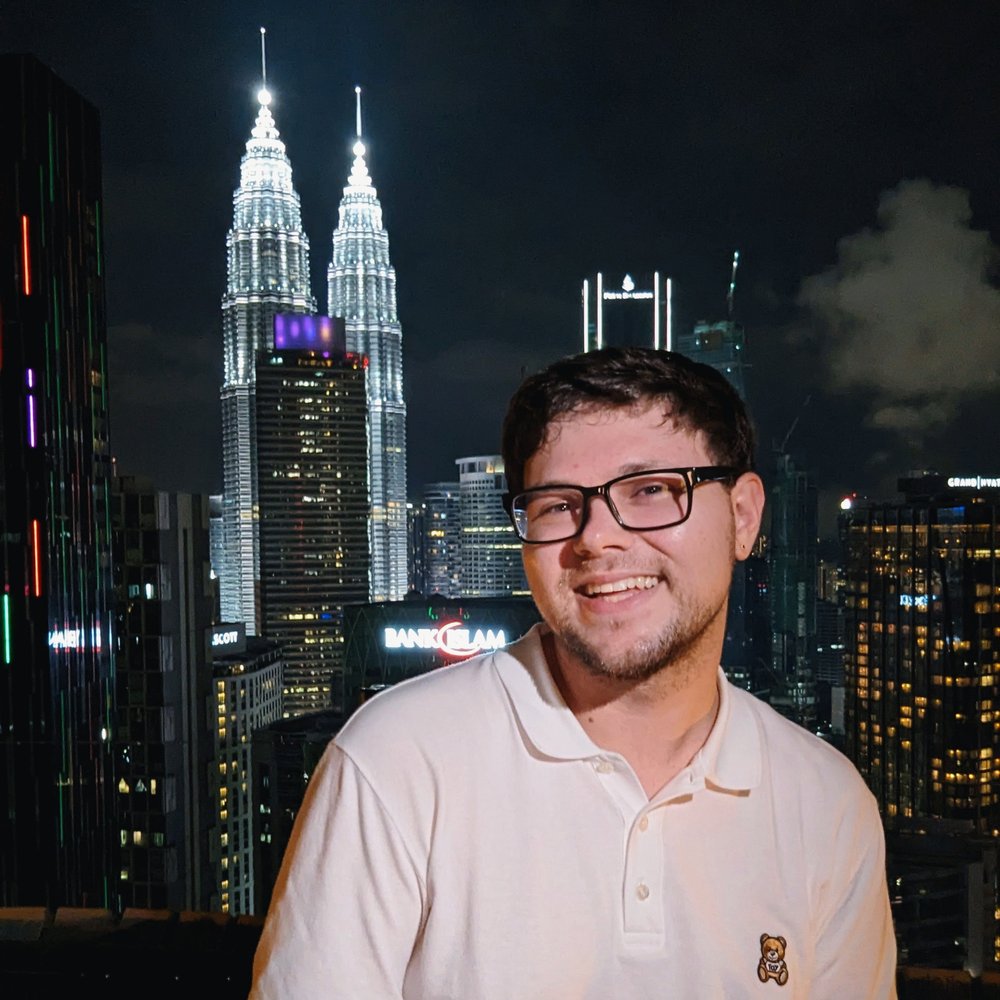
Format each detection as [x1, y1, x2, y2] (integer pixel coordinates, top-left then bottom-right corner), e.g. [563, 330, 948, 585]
[327, 86, 408, 602]
[219, 32, 316, 633]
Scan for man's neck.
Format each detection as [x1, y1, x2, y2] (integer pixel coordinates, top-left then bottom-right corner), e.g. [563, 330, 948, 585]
[544, 632, 721, 800]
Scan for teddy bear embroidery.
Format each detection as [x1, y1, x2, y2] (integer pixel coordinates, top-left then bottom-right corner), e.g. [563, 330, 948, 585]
[757, 933, 789, 987]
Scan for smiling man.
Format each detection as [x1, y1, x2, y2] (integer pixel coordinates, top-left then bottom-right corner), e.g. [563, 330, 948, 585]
[250, 347, 897, 999]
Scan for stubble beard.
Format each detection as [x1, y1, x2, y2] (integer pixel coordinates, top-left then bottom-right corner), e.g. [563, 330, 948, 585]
[555, 586, 728, 684]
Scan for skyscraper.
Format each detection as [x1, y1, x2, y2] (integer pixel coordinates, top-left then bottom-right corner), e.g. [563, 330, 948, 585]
[327, 89, 408, 603]
[0, 55, 115, 906]
[220, 41, 316, 634]
[457, 456, 528, 598]
[422, 482, 462, 598]
[841, 473, 1000, 833]
[111, 478, 215, 912]
[256, 340, 370, 716]
[580, 272, 672, 351]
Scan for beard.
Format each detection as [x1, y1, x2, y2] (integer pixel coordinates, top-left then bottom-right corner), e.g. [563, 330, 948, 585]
[555, 588, 729, 684]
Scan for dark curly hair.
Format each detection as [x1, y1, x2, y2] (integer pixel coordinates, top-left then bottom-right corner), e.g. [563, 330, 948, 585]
[501, 347, 756, 496]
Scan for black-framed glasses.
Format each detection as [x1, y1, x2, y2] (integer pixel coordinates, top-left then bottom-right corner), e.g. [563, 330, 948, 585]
[503, 466, 743, 544]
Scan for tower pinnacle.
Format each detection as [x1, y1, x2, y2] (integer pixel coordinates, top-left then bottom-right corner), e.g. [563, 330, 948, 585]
[355, 85, 362, 139]
[258, 27, 271, 107]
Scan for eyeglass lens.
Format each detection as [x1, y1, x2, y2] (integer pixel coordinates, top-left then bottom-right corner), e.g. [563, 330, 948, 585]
[514, 471, 690, 542]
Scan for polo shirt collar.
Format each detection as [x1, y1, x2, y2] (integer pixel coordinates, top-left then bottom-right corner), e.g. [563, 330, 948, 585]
[493, 624, 762, 791]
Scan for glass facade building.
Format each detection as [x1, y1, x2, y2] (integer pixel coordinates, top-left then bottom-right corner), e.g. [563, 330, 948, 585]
[422, 482, 462, 598]
[220, 83, 315, 635]
[457, 456, 528, 598]
[327, 100, 408, 603]
[0, 55, 115, 907]
[256, 350, 370, 717]
[111, 478, 215, 912]
[841, 474, 1000, 834]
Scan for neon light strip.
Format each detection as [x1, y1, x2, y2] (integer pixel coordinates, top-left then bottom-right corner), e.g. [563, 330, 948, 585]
[27, 395, 36, 448]
[31, 520, 42, 598]
[653, 271, 661, 349]
[666, 277, 673, 352]
[2, 594, 11, 664]
[21, 216, 31, 296]
[582, 280, 589, 352]
[596, 272, 603, 350]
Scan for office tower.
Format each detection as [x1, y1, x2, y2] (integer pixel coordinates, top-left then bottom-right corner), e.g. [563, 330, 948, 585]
[841, 473, 1000, 832]
[407, 500, 426, 594]
[581, 272, 672, 351]
[212, 637, 283, 914]
[256, 343, 370, 716]
[220, 64, 316, 634]
[675, 320, 746, 398]
[111, 478, 215, 911]
[456, 456, 528, 598]
[0, 55, 115, 907]
[423, 482, 462, 598]
[767, 452, 818, 726]
[327, 90, 407, 602]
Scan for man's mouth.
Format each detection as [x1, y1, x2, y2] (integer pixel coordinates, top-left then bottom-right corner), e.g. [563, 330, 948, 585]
[580, 575, 659, 598]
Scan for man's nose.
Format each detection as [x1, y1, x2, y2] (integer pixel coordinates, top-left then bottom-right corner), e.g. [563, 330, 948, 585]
[572, 492, 631, 554]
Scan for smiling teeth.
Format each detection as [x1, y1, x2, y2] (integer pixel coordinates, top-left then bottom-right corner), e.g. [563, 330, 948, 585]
[583, 576, 658, 596]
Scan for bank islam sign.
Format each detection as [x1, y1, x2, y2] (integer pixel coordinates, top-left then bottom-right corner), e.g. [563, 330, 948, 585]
[383, 621, 508, 659]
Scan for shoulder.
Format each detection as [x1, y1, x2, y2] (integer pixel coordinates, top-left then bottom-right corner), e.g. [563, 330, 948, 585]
[728, 683, 875, 809]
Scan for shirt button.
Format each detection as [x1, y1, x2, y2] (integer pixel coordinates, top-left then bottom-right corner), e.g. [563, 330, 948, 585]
[593, 759, 614, 774]
[638, 816, 649, 832]
[636, 883, 650, 901]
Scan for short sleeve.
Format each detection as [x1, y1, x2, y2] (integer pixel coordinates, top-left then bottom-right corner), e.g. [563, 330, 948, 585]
[811, 789, 897, 999]
[249, 743, 426, 999]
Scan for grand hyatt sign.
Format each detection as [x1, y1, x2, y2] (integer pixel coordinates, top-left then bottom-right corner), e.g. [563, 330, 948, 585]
[383, 621, 508, 659]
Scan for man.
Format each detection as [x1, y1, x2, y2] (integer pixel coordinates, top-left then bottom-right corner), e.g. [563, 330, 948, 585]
[250, 347, 896, 998]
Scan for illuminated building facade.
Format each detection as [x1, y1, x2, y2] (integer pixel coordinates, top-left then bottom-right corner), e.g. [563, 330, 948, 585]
[212, 637, 283, 914]
[422, 482, 462, 598]
[111, 478, 215, 911]
[0, 55, 115, 907]
[220, 77, 316, 635]
[581, 272, 672, 351]
[327, 91, 408, 603]
[256, 347, 370, 717]
[841, 473, 1000, 833]
[457, 456, 528, 598]
[675, 319, 746, 398]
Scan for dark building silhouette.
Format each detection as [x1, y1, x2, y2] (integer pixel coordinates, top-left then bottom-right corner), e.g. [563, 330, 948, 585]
[111, 477, 215, 912]
[256, 347, 369, 716]
[0, 55, 114, 907]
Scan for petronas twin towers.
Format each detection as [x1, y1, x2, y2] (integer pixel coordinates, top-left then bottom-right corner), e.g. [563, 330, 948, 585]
[220, 61, 407, 634]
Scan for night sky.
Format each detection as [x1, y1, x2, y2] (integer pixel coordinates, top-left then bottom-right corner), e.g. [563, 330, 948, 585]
[6, 2, 1000, 534]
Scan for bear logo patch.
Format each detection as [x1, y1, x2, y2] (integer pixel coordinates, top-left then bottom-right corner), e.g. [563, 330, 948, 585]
[757, 933, 789, 987]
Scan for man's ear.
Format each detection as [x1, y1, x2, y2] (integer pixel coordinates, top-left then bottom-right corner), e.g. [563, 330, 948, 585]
[731, 472, 765, 562]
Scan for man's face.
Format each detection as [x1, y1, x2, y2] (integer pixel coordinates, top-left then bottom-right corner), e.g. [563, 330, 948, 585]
[520, 403, 764, 683]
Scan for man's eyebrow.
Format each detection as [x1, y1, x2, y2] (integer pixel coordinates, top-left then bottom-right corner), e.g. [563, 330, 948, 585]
[523, 462, 673, 490]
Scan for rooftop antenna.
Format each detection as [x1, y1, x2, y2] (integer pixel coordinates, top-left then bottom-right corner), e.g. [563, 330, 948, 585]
[258, 27, 271, 105]
[355, 85, 363, 138]
[727, 249, 740, 321]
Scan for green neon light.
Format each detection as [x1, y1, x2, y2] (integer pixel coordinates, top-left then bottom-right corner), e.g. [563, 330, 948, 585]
[2, 594, 11, 664]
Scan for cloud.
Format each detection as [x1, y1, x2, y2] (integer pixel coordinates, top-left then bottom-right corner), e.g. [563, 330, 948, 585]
[797, 179, 1000, 430]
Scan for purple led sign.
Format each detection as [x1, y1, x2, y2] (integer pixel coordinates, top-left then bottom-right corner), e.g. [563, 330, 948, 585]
[273, 314, 347, 354]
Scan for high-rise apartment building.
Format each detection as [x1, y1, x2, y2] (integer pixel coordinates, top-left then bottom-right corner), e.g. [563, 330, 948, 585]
[220, 71, 316, 634]
[111, 478, 215, 911]
[457, 457, 528, 598]
[0, 55, 115, 907]
[327, 91, 407, 602]
[580, 272, 672, 351]
[212, 637, 283, 914]
[256, 347, 370, 716]
[422, 482, 462, 598]
[841, 473, 1000, 833]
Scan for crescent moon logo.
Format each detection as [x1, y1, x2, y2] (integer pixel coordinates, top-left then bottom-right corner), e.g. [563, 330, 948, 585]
[436, 621, 479, 658]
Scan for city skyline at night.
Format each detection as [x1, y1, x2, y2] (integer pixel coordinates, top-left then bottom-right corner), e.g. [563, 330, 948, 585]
[4, 3, 999, 525]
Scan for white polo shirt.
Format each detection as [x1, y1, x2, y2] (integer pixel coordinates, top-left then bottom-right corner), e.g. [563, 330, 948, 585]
[251, 624, 896, 999]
